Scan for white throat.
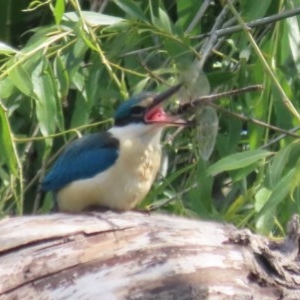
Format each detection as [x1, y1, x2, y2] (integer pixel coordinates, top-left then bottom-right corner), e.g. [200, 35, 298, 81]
[109, 123, 164, 145]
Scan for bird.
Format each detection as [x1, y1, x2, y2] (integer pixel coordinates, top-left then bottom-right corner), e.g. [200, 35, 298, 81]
[41, 84, 187, 212]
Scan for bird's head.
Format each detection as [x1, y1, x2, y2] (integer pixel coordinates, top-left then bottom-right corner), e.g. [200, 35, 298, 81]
[114, 84, 186, 128]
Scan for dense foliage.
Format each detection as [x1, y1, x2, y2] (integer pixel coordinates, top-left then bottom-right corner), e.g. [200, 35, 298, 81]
[1, 0, 300, 236]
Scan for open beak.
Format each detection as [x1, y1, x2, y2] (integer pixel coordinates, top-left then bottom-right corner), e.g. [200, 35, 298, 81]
[144, 84, 187, 126]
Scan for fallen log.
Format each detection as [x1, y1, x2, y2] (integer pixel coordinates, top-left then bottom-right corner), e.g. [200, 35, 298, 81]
[0, 212, 299, 299]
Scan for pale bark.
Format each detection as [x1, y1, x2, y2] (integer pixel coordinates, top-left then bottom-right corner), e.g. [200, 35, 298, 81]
[0, 212, 299, 300]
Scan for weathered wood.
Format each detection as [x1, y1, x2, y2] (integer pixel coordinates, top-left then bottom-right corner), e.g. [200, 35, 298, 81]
[0, 212, 299, 300]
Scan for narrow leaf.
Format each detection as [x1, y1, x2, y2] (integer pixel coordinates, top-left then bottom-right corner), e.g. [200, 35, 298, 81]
[54, 55, 69, 98]
[286, 16, 300, 72]
[256, 168, 295, 233]
[0, 42, 18, 54]
[0, 102, 18, 176]
[259, 168, 295, 215]
[9, 62, 34, 97]
[63, 11, 123, 26]
[158, 8, 173, 33]
[54, 0, 65, 25]
[0, 77, 15, 99]
[207, 149, 271, 176]
[114, 0, 146, 20]
[266, 141, 300, 188]
[255, 187, 272, 212]
[32, 59, 58, 136]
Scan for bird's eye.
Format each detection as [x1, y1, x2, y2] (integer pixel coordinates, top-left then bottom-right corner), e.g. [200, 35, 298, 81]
[131, 106, 144, 115]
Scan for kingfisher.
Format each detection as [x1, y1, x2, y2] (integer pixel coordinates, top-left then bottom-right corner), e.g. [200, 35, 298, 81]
[42, 84, 186, 212]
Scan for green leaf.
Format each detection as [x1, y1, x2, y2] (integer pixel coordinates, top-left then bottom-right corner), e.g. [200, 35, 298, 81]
[255, 207, 276, 235]
[289, 156, 300, 198]
[0, 102, 18, 176]
[280, 9, 300, 73]
[70, 71, 88, 128]
[8, 60, 35, 97]
[147, 163, 195, 200]
[0, 42, 18, 54]
[53, 55, 69, 98]
[232, 162, 258, 182]
[224, 194, 247, 221]
[54, 0, 65, 25]
[163, 38, 192, 65]
[259, 168, 295, 215]
[21, 26, 61, 54]
[189, 160, 214, 216]
[266, 141, 300, 189]
[158, 8, 173, 33]
[114, 0, 146, 21]
[32, 59, 58, 136]
[0, 77, 15, 99]
[240, 0, 272, 20]
[207, 149, 272, 176]
[48, 58, 65, 132]
[255, 187, 272, 212]
[86, 65, 103, 106]
[256, 168, 295, 233]
[63, 11, 123, 26]
[65, 38, 87, 78]
[71, 93, 89, 128]
[176, 0, 202, 31]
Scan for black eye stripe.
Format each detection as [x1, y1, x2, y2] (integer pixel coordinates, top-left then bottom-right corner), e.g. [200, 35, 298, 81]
[114, 106, 146, 126]
[131, 106, 144, 114]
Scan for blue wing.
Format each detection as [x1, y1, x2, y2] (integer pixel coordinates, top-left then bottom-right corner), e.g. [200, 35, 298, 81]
[42, 132, 119, 191]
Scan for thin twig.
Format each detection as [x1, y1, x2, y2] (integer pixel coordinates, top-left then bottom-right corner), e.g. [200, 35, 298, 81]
[121, 45, 159, 58]
[210, 103, 300, 139]
[199, 3, 231, 68]
[262, 126, 300, 149]
[185, 0, 211, 34]
[14, 119, 112, 143]
[148, 183, 198, 211]
[193, 6, 300, 39]
[178, 84, 263, 113]
[195, 84, 263, 103]
[139, 58, 166, 84]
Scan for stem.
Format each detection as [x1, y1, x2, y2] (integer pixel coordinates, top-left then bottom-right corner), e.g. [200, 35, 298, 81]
[178, 85, 264, 113]
[193, 6, 300, 39]
[195, 85, 263, 103]
[198, 3, 231, 68]
[14, 119, 113, 143]
[210, 103, 300, 139]
[185, 0, 211, 34]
